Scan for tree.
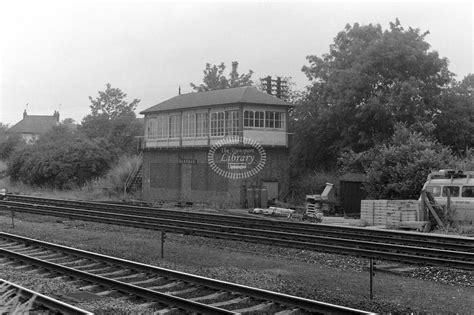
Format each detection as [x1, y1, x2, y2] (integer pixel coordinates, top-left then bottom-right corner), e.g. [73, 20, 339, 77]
[338, 124, 454, 199]
[190, 61, 254, 92]
[79, 84, 143, 156]
[434, 74, 474, 155]
[292, 20, 452, 171]
[88, 83, 139, 119]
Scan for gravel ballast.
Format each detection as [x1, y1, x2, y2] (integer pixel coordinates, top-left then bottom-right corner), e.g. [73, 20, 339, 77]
[0, 211, 473, 313]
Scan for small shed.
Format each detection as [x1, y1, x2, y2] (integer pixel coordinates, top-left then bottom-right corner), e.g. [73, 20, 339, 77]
[340, 173, 367, 216]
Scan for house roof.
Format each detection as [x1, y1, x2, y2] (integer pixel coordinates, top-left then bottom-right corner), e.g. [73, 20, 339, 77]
[8, 115, 59, 134]
[140, 86, 293, 114]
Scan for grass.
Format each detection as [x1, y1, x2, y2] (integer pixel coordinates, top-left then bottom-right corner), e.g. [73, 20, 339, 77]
[0, 211, 473, 313]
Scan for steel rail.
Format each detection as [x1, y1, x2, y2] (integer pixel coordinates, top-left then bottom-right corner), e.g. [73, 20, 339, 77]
[1, 201, 471, 255]
[1, 203, 473, 270]
[0, 248, 235, 314]
[0, 278, 93, 315]
[1, 201, 468, 260]
[0, 232, 371, 315]
[3, 195, 473, 250]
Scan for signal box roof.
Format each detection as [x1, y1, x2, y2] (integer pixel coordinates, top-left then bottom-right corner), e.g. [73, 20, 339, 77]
[140, 86, 293, 114]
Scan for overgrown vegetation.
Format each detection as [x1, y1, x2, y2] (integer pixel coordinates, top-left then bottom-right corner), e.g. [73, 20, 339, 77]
[291, 20, 472, 173]
[1, 84, 143, 191]
[81, 155, 142, 198]
[7, 125, 112, 189]
[0, 134, 24, 161]
[339, 124, 454, 199]
[287, 20, 473, 201]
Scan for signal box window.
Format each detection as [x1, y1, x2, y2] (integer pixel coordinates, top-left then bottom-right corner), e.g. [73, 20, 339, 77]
[426, 186, 441, 197]
[147, 117, 158, 139]
[255, 111, 265, 127]
[244, 111, 254, 127]
[442, 186, 460, 197]
[182, 113, 195, 138]
[147, 116, 167, 139]
[210, 112, 225, 136]
[225, 110, 239, 136]
[265, 111, 285, 129]
[462, 186, 474, 198]
[196, 113, 208, 137]
[169, 115, 181, 138]
[265, 111, 275, 128]
[274, 112, 284, 129]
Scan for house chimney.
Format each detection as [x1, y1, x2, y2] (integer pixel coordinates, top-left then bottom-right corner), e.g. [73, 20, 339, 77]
[23, 109, 27, 119]
[53, 110, 60, 121]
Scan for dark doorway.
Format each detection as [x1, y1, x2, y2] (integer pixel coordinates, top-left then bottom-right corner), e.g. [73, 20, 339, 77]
[340, 180, 367, 216]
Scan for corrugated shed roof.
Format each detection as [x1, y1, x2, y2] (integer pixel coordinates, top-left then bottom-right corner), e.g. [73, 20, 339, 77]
[140, 86, 293, 114]
[8, 115, 59, 134]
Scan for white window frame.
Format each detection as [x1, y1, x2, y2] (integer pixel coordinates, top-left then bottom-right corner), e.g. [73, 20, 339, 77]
[146, 116, 158, 139]
[196, 112, 208, 137]
[244, 110, 285, 129]
[210, 112, 225, 136]
[182, 112, 195, 138]
[225, 110, 239, 136]
[169, 115, 181, 138]
[244, 110, 254, 127]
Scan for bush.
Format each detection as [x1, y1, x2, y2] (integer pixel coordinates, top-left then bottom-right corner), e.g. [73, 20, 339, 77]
[339, 124, 454, 199]
[8, 126, 113, 189]
[0, 134, 25, 161]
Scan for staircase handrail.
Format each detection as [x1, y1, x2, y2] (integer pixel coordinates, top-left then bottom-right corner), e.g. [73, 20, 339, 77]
[124, 152, 143, 196]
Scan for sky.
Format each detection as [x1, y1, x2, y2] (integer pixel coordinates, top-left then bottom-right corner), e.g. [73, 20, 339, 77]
[0, 0, 473, 125]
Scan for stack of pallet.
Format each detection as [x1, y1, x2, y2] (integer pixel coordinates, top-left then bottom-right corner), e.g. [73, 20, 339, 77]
[361, 200, 420, 227]
[361, 200, 390, 226]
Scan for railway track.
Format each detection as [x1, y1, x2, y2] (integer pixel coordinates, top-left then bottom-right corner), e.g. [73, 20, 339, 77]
[0, 278, 92, 314]
[0, 232, 371, 314]
[1, 195, 473, 270]
[3, 194, 473, 251]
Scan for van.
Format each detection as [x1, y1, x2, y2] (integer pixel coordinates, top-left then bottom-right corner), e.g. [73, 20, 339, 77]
[422, 170, 474, 222]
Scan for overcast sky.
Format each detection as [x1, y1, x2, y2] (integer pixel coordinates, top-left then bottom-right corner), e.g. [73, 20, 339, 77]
[1, 0, 472, 125]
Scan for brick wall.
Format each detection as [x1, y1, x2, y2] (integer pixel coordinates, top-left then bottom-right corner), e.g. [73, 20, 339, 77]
[142, 147, 289, 207]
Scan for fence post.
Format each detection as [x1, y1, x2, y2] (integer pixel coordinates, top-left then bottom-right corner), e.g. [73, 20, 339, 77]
[369, 258, 375, 299]
[161, 231, 165, 259]
[10, 209, 15, 228]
